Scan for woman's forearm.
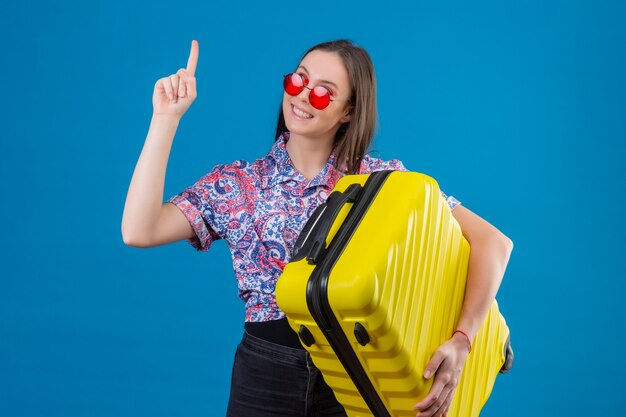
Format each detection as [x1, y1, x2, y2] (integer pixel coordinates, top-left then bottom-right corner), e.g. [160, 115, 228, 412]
[121, 114, 181, 245]
[456, 233, 513, 342]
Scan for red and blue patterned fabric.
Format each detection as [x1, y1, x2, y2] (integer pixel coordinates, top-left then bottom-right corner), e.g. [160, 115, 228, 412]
[167, 132, 462, 322]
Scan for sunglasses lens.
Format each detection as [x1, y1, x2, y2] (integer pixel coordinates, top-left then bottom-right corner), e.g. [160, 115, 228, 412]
[309, 86, 331, 110]
[284, 73, 305, 96]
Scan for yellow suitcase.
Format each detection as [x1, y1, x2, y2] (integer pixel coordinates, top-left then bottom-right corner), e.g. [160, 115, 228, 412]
[276, 170, 512, 417]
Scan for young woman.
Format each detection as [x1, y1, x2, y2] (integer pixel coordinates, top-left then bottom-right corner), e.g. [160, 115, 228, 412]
[122, 39, 513, 417]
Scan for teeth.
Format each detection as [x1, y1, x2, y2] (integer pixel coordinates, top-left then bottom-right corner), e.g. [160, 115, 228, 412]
[293, 105, 313, 119]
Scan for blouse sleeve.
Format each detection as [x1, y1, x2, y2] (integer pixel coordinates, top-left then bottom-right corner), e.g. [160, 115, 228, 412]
[440, 191, 462, 212]
[166, 164, 241, 251]
[359, 154, 462, 212]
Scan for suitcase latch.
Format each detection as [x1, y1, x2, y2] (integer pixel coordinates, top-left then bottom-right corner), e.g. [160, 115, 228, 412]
[354, 322, 370, 346]
[298, 325, 315, 347]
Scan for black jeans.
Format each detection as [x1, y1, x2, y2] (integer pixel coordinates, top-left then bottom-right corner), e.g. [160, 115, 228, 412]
[226, 331, 348, 417]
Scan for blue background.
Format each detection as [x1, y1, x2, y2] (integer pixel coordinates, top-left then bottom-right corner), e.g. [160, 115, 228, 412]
[1, 0, 624, 416]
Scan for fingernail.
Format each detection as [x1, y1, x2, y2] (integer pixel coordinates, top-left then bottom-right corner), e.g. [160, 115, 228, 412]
[424, 370, 431, 378]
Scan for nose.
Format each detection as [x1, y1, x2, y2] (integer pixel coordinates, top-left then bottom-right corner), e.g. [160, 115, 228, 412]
[296, 85, 312, 104]
[298, 85, 311, 103]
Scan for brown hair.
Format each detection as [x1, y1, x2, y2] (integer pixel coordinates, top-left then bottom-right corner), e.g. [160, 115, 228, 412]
[274, 39, 377, 174]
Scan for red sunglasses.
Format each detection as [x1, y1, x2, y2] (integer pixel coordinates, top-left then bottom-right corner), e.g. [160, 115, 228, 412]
[283, 72, 344, 110]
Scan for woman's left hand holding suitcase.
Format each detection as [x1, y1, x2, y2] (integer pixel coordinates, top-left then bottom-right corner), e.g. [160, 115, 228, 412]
[412, 333, 471, 417]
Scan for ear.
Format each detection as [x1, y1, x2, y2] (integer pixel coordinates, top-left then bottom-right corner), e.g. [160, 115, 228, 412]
[339, 109, 352, 124]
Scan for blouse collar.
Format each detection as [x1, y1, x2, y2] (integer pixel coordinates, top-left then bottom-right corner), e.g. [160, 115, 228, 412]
[260, 131, 342, 190]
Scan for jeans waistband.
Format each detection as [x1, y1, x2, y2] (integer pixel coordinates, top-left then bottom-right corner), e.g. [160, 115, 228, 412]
[241, 330, 311, 366]
[244, 317, 305, 349]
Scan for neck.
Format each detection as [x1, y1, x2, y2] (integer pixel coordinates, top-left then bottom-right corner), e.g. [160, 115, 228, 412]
[284, 132, 334, 182]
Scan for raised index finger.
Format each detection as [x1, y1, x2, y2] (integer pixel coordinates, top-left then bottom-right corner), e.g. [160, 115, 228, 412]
[186, 40, 199, 76]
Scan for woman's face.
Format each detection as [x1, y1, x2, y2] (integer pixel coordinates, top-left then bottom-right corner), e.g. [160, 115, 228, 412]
[282, 49, 352, 141]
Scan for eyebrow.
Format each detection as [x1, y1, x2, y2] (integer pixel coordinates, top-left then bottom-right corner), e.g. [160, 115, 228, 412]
[297, 65, 340, 90]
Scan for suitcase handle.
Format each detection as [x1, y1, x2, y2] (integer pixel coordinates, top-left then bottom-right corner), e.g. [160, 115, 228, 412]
[292, 183, 363, 264]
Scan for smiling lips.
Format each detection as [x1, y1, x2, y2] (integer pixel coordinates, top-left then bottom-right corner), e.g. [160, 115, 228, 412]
[291, 104, 313, 120]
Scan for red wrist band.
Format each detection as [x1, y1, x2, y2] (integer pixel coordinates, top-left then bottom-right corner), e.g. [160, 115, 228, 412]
[453, 329, 472, 353]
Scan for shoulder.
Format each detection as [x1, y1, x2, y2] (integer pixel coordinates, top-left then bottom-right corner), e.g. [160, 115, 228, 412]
[359, 153, 409, 174]
[195, 159, 255, 197]
[210, 159, 252, 176]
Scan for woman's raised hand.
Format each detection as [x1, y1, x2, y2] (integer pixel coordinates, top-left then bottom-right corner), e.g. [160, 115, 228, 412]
[153, 40, 199, 118]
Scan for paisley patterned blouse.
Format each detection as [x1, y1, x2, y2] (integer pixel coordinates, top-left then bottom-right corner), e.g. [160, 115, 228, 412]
[167, 132, 462, 322]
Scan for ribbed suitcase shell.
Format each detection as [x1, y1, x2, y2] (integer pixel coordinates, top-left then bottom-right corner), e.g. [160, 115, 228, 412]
[276, 171, 510, 417]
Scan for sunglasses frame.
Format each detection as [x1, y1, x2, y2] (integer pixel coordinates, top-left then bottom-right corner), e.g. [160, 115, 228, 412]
[283, 72, 348, 110]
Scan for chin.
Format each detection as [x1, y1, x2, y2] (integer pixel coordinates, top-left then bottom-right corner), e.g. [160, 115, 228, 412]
[284, 124, 310, 138]
[284, 114, 310, 136]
